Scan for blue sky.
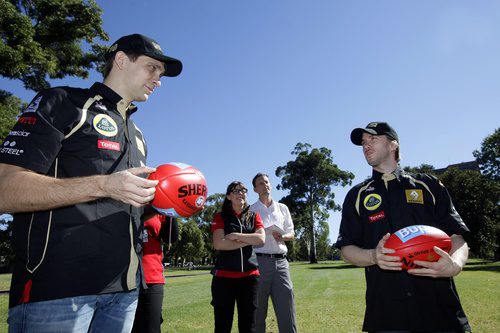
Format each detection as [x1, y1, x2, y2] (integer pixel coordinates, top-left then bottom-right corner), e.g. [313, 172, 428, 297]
[2, 1, 499, 242]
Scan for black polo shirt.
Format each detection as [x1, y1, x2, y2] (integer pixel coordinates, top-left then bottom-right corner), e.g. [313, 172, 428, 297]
[0, 82, 147, 308]
[336, 167, 471, 332]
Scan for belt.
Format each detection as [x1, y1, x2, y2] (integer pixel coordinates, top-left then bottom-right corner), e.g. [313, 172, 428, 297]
[256, 253, 286, 258]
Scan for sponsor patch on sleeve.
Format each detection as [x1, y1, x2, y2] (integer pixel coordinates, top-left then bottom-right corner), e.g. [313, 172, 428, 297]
[24, 96, 42, 113]
[17, 116, 37, 125]
[0, 141, 24, 156]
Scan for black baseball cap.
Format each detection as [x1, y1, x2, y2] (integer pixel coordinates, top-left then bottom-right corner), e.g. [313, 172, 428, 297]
[105, 34, 182, 77]
[350, 122, 399, 145]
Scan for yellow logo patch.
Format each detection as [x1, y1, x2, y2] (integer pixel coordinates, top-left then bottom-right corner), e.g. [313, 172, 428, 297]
[93, 114, 118, 137]
[405, 189, 424, 204]
[364, 193, 382, 211]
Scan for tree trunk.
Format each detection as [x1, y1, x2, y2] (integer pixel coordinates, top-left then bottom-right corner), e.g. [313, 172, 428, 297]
[309, 200, 317, 263]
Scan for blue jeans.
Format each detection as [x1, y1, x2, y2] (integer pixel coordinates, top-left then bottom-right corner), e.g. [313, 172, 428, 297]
[7, 288, 139, 333]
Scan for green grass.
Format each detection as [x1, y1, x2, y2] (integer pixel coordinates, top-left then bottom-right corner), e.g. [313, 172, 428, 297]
[0, 260, 498, 332]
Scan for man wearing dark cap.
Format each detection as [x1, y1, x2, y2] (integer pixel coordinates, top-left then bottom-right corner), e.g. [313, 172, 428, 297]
[336, 122, 471, 332]
[0, 34, 182, 332]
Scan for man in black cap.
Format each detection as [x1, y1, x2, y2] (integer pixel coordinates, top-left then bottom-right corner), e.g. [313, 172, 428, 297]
[336, 122, 472, 332]
[0, 34, 182, 333]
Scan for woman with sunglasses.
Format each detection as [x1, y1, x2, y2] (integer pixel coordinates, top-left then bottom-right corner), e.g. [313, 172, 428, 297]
[211, 181, 266, 333]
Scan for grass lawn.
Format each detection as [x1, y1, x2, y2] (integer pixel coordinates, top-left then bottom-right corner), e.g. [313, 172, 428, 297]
[0, 259, 498, 332]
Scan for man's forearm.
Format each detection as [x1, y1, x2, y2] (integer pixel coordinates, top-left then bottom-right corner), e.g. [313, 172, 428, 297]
[450, 234, 469, 270]
[0, 165, 106, 212]
[341, 245, 375, 267]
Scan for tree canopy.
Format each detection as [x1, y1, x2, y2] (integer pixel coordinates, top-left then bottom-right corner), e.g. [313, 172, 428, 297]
[0, 0, 108, 92]
[0, 90, 23, 142]
[404, 161, 499, 259]
[473, 128, 500, 181]
[276, 143, 354, 263]
[439, 168, 499, 259]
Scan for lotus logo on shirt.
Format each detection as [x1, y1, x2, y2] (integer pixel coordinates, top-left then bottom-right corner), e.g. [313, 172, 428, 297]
[93, 114, 118, 137]
[364, 193, 382, 211]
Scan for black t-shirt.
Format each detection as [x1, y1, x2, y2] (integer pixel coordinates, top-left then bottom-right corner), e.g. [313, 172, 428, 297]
[0, 83, 148, 307]
[336, 167, 471, 332]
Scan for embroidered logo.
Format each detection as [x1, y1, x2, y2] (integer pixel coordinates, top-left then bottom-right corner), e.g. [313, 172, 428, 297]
[368, 211, 385, 223]
[94, 102, 108, 111]
[24, 96, 42, 113]
[364, 193, 382, 211]
[0, 141, 24, 156]
[152, 41, 162, 51]
[18, 116, 37, 125]
[97, 140, 120, 151]
[93, 114, 118, 137]
[8, 130, 30, 137]
[405, 189, 423, 204]
[108, 44, 118, 53]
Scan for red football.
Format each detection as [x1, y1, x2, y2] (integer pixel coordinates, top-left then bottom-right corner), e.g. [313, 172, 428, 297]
[148, 162, 207, 218]
[385, 225, 451, 270]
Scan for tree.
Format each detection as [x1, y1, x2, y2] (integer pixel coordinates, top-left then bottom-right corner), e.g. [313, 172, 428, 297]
[0, 214, 13, 273]
[403, 163, 436, 175]
[0, 90, 23, 142]
[315, 220, 331, 260]
[439, 168, 500, 259]
[276, 143, 354, 263]
[172, 219, 205, 264]
[473, 128, 500, 181]
[1, 0, 108, 92]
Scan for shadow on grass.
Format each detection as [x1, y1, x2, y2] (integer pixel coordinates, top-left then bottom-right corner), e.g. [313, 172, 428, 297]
[302, 260, 500, 272]
[463, 262, 500, 273]
[465, 259, 498, 266]
[308, 264, 358, 270]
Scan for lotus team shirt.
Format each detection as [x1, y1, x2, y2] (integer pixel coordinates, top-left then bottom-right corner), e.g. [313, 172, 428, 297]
[336, 167, 471, 332]
[0, 82, 148, 308]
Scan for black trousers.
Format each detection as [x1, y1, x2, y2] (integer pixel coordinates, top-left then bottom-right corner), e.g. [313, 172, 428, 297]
[211, 276, 259, 333]
[131, 283, 164, 333]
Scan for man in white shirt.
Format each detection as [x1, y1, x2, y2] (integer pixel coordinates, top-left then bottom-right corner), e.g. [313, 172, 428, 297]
[250, 173, 298, 333]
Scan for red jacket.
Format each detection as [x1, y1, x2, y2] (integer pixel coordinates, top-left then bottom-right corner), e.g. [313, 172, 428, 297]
[142, 215, 178, 284]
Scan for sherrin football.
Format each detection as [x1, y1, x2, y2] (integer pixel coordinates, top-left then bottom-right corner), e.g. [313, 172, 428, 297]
[148, 162, 207, 218]
[384, 225, 451, 270]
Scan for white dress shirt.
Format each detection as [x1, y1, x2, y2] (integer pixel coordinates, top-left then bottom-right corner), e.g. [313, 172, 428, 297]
[250, 199, 294, 254]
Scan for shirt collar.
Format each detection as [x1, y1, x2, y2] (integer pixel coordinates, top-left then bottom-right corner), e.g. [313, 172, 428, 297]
[372, 165, 404, 181]
[90, 82, 138, 115]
